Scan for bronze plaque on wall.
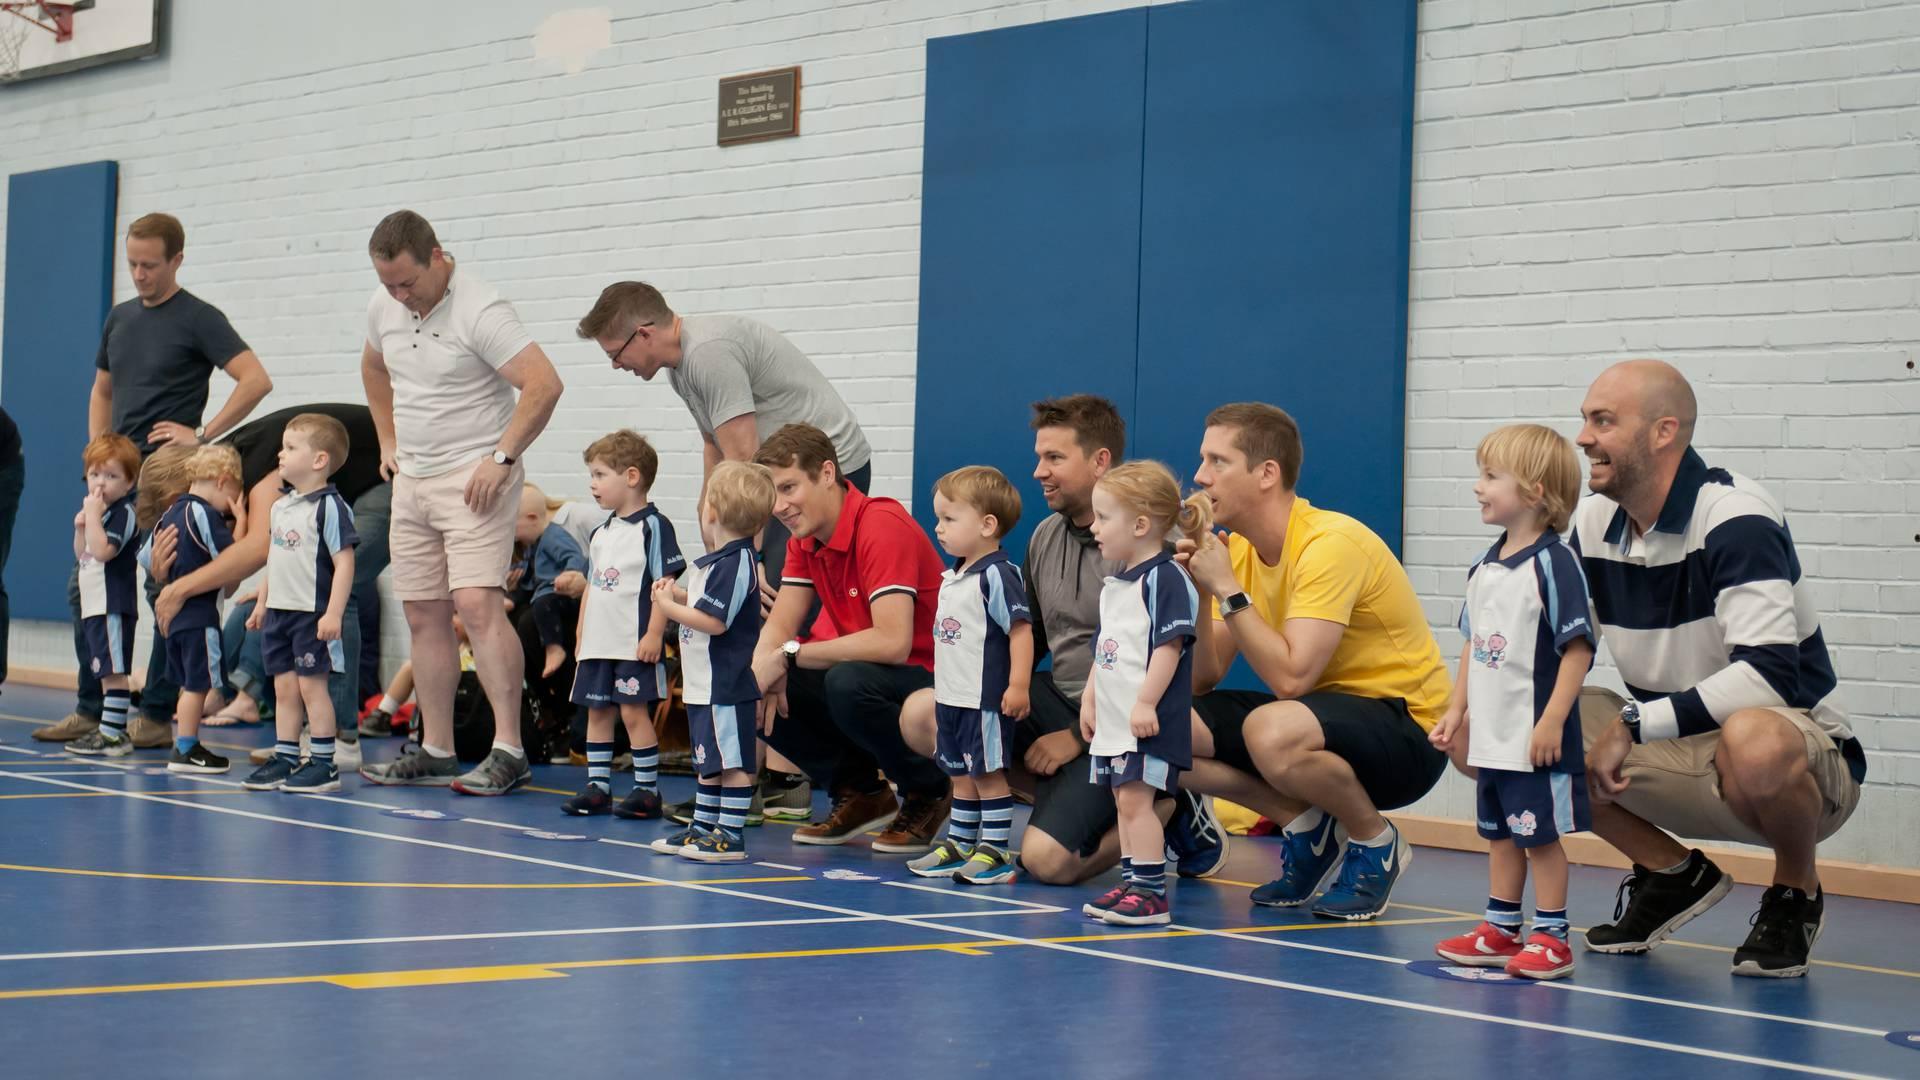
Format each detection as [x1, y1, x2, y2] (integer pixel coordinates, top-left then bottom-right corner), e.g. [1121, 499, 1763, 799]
[718, 67, 801, 146]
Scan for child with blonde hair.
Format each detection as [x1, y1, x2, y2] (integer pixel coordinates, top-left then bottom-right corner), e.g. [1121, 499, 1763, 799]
[146, 443, 247, 773]
[1079, 461, 1209, 924]
[1429, 423, 1595, 980]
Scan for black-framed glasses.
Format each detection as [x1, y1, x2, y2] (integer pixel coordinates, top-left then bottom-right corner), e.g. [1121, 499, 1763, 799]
[606, 321, 654, 362]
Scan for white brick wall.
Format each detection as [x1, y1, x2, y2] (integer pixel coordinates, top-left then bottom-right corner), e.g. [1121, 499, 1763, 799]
[2, 0, 1916, 865]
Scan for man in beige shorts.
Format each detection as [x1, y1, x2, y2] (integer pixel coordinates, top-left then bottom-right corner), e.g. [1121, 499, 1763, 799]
[1571, 360, 1863, 978]
[356, 211, 564, 796]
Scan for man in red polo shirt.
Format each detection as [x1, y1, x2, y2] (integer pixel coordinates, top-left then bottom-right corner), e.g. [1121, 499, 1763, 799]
[750, 423, 951, 852]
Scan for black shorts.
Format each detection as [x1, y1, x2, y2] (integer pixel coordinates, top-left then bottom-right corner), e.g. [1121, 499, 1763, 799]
[1194, 689, 1445, 812]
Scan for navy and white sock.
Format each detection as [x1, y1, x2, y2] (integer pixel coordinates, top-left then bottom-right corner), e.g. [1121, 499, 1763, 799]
[717, 784, 752, 844]
[274, 740, 299, 766]
[310, 736, 335, 766]
[1132, 860, 1168, 897]
[979, 795, 1013, 851]
[1534, 906, 1570, 941]
[631, 744, 660, 792]
[102, 690, 131, 738]
[948, 798, 981, 847]
[695, 782, 721, 829]
[586, 740, 613, 793]
[1486, 896, 1523, 937]
[1120, 856, 1135, 886]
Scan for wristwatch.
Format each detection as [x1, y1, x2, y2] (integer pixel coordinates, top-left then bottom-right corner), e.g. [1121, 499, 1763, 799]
[781, 639, 802, 667]
[1220, 591, 1254, 618]
[193, 425, 206, 440]
[492, 449, 516, 466]
[1619, 700, 1642, 743]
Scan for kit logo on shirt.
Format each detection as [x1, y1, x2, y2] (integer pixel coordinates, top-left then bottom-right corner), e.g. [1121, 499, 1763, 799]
[1095, 638, 1119, 671]
[592, 567, 621, 591]
[679, 623, 694, 644]
[935, 617, 962, 646]
[273, 526, 302, 551]
[1472, 632, 1508, 670]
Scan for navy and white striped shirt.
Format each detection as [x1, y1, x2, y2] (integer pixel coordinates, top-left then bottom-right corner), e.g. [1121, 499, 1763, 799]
[678, 538, 761, 706]
[266, 484, 358, 615]
[77, 491, 140, 618]
[933, 548, 1031, 712]
[147, 494, 233, 631]
[1570, 448, 1864, 782]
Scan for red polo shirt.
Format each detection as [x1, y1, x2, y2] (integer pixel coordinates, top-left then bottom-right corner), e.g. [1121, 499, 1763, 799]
[780, 485, 941, 672]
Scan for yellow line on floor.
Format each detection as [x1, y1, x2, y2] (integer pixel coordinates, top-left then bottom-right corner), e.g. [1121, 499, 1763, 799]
[0, 862, 807, 890]
[0, 916, 1468, 999]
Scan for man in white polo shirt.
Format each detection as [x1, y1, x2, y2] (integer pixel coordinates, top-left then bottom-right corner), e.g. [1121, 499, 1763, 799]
[356, 211, 565, 796]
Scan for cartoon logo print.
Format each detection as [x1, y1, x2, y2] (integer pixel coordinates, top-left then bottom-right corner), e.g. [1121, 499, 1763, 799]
[935, 616, 962, 646]
[1095, 638, 1120, 670]
[962, 751, 974, 772]
[273, 527, 302, 551]
[297, 651, 318, 670]
[90, 657, 102, 674]
[1111, 754, 1129, 774]
[1471, 632, 1509, 670]
[1507, 809, 1538, 837]
[614, 676, 640, 696]
[679, 623, 694, 643]
[694, 743, 707, 766]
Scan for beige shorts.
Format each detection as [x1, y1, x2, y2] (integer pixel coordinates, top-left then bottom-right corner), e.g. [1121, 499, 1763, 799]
[389, 457, 522, 602]
[1578, 687, 1860, 845]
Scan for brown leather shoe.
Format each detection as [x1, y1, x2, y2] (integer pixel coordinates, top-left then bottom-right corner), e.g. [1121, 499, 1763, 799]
[129, 714, 172, 749]
[32, 712, 99, 742]
[872, 790, 953, 854]
[793, 787, 898, 846]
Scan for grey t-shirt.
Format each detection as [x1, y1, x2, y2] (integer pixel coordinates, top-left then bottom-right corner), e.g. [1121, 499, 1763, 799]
[96, 289, 250, 456]
[1024, 512, 1121, 702]
[669, 314, 871, 473]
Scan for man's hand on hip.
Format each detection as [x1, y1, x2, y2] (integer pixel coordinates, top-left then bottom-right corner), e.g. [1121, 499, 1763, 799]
[464, 456, 512, 514]
[147, 421, 201, 449]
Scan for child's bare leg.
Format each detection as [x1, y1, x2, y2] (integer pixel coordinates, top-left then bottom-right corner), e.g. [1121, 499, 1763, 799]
[1115, 782, 1168, 897]
[1526, 841, 1572, 940]
[175, 690, 206, 746]
[273, 672, 305, 756]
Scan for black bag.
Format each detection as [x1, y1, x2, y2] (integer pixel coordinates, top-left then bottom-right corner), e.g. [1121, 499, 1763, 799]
[448, 670, 562, 763]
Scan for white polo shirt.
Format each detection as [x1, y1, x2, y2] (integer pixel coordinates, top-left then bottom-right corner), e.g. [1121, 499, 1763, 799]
[365, 265, 533, 478]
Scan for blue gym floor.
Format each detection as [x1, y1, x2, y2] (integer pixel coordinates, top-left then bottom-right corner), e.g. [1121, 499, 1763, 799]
[0, 684, 1915, 1079]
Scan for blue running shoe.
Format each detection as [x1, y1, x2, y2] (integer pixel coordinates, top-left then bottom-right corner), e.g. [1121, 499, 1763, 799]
[1250, 813, 1346, 907]
[1165, 791, 1228, 879]
[1311, 823, 1411, 921]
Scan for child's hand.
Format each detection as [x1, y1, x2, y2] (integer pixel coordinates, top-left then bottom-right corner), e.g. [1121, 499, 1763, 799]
[245, 604, 265, 631]
[1078, 706, 1097, 745]
[650, 577, 676, 610]
[1128, 700, 1160, 739]
[553, 571, 586, 598]
[1001, 684, 1030, 721]
[317, 613, 342, 641]
[1529, 719, 1564, 768]
[1430, 709, 1464, 751]
[74, 508, 87, 529]
[82, 490, 105, 516]
[636, 632, 663, 663]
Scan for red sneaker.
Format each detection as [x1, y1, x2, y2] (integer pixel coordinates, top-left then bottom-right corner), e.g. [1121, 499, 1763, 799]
[1506, 932, 1575, 980]
[1101, 888, 1172, 926]
[1083, 883, 1131, 919]
[1435, 921, 1524, 967]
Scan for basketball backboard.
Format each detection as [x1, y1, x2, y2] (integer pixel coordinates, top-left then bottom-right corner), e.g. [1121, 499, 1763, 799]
[1, 1, 160, 85]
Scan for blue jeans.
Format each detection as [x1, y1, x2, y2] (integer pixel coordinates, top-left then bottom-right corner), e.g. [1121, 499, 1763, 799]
[222, 595, 362, 733]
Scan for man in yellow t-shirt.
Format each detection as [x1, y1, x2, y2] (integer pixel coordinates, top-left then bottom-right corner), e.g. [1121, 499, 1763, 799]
[1179, 403, 1453, 922]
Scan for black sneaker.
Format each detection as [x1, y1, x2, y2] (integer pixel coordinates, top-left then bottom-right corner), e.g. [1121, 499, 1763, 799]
[1732, 885, 1825, 978]
[664, 795, 697, 825]
[357, 708, 398, 738]
[613, 786, 663, 820]
[1583, 849, 1732, 954]
[562, 785, 613, 816]
[167, 742, 231, 774]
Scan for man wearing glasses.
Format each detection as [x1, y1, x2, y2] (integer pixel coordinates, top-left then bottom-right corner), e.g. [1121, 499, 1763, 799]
[357, 210, 565, 796]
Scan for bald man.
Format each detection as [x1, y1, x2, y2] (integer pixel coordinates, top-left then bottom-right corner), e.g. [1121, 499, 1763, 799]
[1568, 360, 1862, 978]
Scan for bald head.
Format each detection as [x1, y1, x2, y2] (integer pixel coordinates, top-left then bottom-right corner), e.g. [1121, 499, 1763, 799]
[1595, 359, 1697, 444]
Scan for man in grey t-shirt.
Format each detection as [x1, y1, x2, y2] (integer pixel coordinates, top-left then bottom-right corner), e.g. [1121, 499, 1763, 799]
[577, 282, 872, 581]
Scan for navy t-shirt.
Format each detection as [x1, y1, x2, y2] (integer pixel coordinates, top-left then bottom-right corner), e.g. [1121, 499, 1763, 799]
[96, 290, 249, 456]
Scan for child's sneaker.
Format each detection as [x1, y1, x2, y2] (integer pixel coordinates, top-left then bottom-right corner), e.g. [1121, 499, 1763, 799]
[1435, 922, 1524, 967]
[66, 729, 132, 757]
[955, 843, 1017, 885]
[1101, 888, 1171, 926]
[651, 825, 700, 855]
[167, 742, 230, 774]
[907, 839, 972, 879]
[1506, 933, 1575, 980]
[242, 757, 296, 791]
[612, 786, 663, 820]
[562, 786, 612, 816]
[1083, 882, 1132, 918]
[680, 828, 748, 863]
[284, 759, 342, 793]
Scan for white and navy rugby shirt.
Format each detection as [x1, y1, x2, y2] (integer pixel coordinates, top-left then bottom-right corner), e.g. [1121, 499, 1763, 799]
[78, 492, 141, 618]
[1458, 532, 1595, 772]
[1089, 552, 1198, 767]
[1571, 448, 1863, 782]
[578, 504, 686, 661]
[266, 484, 358, 614]
[678, 538, 761, 706]
[932, 548, 1031, 711]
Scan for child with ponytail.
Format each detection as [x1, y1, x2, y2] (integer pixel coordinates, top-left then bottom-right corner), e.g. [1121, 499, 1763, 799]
[1079, 461, 1209, 925]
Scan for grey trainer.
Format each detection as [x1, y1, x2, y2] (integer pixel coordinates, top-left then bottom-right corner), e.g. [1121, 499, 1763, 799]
[359, 744, 461, 786]
[449, 748, 532, 796]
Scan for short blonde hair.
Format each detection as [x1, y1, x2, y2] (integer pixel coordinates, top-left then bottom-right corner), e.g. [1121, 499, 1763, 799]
[1096, 461, 1213, 544]
[1476, 423, 1583, 533]
[934, 465, 1022, 539]
[704, 461, 776, 536]
[287, 413, 350, 476]
[184, 444, 243, 486]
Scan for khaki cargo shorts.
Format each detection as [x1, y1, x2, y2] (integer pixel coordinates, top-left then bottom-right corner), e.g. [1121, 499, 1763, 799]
[390, 456, 522, 602]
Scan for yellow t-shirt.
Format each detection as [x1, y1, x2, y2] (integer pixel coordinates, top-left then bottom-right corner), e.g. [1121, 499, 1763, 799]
[1212, 496, 1451, 731]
